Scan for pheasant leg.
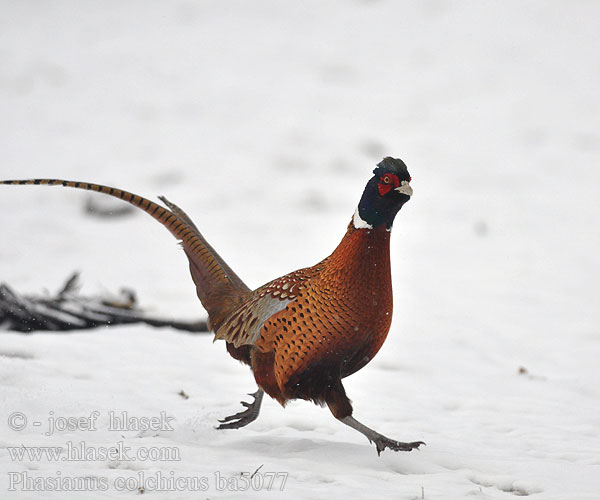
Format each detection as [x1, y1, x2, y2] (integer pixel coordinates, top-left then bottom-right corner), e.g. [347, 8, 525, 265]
[341, 415, 425, 455]
[217, 389, 264, 429]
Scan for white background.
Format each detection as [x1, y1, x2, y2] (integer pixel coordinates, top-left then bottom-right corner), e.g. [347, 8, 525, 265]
[1, 1, 599, 498]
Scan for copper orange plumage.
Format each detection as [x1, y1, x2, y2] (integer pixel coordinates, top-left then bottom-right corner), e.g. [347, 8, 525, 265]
[0, 157, 423, 454]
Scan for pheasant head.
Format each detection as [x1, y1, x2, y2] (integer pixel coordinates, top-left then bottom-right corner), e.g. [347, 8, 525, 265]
[353, 157, 413, 230]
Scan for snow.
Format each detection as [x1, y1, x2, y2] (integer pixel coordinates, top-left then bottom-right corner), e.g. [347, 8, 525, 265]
[1, 0, 599, 498]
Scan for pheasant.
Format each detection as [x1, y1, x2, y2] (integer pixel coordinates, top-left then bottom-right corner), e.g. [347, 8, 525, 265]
[1, 157, 423, 455]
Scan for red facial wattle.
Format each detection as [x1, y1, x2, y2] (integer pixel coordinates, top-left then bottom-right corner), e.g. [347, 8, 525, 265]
[378, 173, 400, 196]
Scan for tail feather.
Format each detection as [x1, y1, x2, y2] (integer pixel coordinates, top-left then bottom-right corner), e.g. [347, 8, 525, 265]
[0, 179, 250, 330]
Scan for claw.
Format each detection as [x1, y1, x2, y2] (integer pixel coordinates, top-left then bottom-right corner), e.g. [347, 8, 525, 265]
[216, 389, 264, 430]
[217, 414, 239, 424]
[340, 415, 424, 456]
[375, 439, 425, 456]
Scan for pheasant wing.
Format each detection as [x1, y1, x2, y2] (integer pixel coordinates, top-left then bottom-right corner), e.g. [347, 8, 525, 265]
[214, 271, 309, 347]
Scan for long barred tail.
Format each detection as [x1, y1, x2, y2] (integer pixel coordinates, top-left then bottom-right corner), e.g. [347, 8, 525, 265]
[2, 179, 185, 231]
[0, 179, 250, 328]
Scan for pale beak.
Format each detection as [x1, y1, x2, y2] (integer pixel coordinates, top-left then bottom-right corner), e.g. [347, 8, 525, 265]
[395, 181, 413, 197]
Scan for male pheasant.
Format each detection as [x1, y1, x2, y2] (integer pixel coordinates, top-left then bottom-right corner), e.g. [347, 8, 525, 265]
[1, 157, 423, 455]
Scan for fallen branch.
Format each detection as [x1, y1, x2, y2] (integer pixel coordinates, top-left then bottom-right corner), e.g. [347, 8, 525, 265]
[0, 272, 208, 334]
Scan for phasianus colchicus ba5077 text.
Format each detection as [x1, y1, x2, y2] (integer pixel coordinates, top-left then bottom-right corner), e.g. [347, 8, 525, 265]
[1, 157, 423, 455]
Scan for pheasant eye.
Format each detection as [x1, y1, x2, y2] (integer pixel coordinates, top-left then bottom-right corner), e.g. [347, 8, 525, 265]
[378, 173, 400, 196]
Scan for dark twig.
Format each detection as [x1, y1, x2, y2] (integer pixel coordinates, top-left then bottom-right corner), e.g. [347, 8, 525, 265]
[0, 273, 208, 334]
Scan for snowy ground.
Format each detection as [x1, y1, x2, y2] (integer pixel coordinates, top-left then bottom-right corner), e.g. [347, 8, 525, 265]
[1, 1, 599, 498]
